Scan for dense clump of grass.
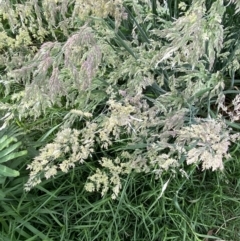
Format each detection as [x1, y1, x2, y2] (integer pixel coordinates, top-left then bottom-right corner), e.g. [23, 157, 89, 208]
[1, 156, 240, 241]
[1, 0, 240, 240]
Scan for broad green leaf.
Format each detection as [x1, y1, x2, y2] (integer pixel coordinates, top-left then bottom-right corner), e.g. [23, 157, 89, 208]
[0, 164, 20, 177]
[0, 136, 17, 151]
[0, 150, 27, 164]
[0, 142, 22, 159]
[0, 135, 8, 146]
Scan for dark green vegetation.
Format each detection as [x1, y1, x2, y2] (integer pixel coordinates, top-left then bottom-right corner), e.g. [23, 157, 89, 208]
[0, 0, 240, 240]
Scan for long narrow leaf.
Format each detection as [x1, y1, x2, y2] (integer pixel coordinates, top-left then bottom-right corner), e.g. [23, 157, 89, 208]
[0, 135, 8, 147]
[187, 87, 212, 102]
[114, 33, 137, 58]
[0, 176, 6, 184]
[0, 142, 22, 159]
[0, 164, 20, 177]
[13, 217, 51, 240]
[0, 190, 6, 199]
[37, 123, 62, 143]
[0, 136, 17, 151]
[0, 150, 27, 164]
[124, 5, 150, 44]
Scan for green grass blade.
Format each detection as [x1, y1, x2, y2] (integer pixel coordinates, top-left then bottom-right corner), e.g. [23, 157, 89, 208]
[187, 87, 212, 102]
[36, 123, 62, 143]
[115, 142, 147, 151]
[124, 5, 150, 44]
[14, 217, 51, 240]
[0, 189, 6, 199]
[114, 33, 137, 58]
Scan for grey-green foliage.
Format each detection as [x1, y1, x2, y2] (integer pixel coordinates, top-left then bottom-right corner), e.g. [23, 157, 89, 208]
[1, 0, 240, 197]
[0, 0, 236, 121]
[0, 1, 240, 240]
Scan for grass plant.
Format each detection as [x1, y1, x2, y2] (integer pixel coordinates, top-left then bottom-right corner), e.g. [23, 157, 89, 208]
[0, 0, 240, 240]
[1, 157, 240, 240]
